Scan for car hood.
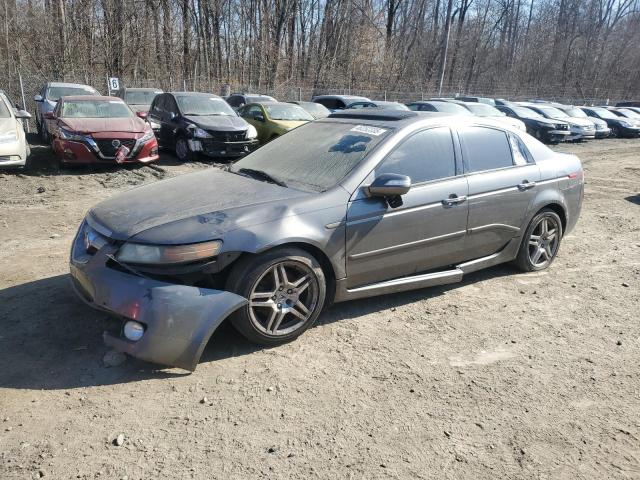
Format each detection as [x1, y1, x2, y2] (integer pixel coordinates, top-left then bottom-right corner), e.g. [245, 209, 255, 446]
[60, 117, 147, 134]
[0, 118, 17, 134]
[561, 116, 594, 127]
[88, 169, 310, 243]
[270, 119, 309, 130]
[185, 115, 248, 132]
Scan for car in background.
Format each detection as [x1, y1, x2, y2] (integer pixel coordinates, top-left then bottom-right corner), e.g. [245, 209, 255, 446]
[493, 99, 512, 106]
[346, 100, 410, 111]
[604, 106, 640, 124]
[311, 95, 371, 112]
[147, 92, 259, 161]
[238, 102, 314, 144]
[446, 100, 525, 131]
[521, 103, 596, 141]
[455, 96, 496, 106]
[116, 87, 163, 117]
[226, 93, 277, 110]
[496, 104, 570, 144]
[619, 106, 640, 115]
[288, 101, 330, 119]
[0, 90, 31, 169]
[47, 96, 158, 166]
[406, 100, 473, 116]
[579, 106, 640, 138]
[555, 105, 610, 138]
[69, 109, 584, 370]
[34, 82, 99, 142]
[616, 101, 640, 108]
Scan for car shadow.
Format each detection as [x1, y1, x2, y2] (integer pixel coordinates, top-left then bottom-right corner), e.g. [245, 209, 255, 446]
[625, 194, 640, 205]
[0, 264, 515, 390]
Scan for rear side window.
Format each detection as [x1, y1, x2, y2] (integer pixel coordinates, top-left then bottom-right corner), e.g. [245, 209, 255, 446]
[376, 127, 456, 184]
[459, 126, 514, 173]
[508, 133, 534, 165]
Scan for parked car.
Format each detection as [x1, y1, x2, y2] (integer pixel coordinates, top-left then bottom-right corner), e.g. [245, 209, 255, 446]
[455, 95, 496, 106]
[147, 92, 259, 161]
[619, 106, 640, 115]
[604, 106, 640, 124]
[447, 100, 526, 131]
[69, 110, 583, 370]
[555, 105, 610, 138]
[406, 100, 473, 116]
[238, 102, 314, 144]
[346, 100, 410, 111]
[116, 87, 163, 117]
[496, 104, 571, 143]
[521, 103, 596, 141]
[34, 82, 99, 142]
[579, 106, 640, 138]
[616, 101, 640, 108]
[0, 90, 31, 169]
[311, 95, 371, 112]
[226, 93, 277, 110]
[288, 101, 330, 119]
[47, 96, 158, 166]
[494, 98, 513, 106]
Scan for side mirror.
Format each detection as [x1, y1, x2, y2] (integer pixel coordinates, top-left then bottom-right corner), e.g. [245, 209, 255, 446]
[254, 113, 265, 122]
[34, 95, 43, 102]
[366, 173, 411, 198]
[168, 112, 176, 120]
[15, 110, 31, 119]
[136, 111, 148, 119]
[44, 112, 55, 120]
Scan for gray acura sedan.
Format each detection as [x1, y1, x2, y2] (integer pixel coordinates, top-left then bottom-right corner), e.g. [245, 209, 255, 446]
[70, 110, 583, 370]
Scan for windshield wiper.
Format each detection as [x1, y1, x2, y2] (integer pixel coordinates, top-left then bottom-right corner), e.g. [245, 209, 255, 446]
[236, 168, 287, 187]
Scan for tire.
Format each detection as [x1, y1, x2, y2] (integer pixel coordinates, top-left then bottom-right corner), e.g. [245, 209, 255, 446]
[174, 136, 193, 162]
[39, 119, 49, 143]
[513, 208, 563, 272]
[225, 247, 327, 346]
[610, 126, 620, 138]
[20, 145, 32, 171]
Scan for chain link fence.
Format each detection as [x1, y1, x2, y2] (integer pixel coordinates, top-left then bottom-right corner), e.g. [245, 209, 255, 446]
[0, 71, 630, 130]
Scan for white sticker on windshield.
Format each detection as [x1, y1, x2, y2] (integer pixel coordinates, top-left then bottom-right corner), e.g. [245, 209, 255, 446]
[350, 125, 387, 136]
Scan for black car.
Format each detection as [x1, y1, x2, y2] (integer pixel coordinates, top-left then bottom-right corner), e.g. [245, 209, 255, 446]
[496, 105, 571, 144]
[616, 101, 640, 108]
[406, 100, 474, 116]
[147, 92, 259, 161]
[579, 106, 640, 138]
[226, 93, 277, 110]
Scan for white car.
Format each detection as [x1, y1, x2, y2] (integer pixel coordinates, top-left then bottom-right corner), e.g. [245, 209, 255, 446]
[458, 101, 527, 131]
[0, 90, 31, 169]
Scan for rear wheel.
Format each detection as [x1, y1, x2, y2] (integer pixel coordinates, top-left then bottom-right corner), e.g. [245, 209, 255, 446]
[514, 209, 563, 272]
[226, 247, 326, 345]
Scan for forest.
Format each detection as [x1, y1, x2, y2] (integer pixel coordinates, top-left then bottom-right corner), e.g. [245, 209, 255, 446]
[1, 0, 639, 101]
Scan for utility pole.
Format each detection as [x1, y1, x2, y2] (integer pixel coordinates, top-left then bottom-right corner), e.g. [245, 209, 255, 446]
[437, 0, 455, 96]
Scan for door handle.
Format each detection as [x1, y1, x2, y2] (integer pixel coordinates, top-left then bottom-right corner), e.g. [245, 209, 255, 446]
[442, 194, 467, 206]
[517, 180, 537, 190]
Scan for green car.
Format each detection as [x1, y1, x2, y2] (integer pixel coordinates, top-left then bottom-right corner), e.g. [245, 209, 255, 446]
[238, 102, 314, 143]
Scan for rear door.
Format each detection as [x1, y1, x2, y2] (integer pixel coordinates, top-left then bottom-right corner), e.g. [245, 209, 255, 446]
[459, 126, 541, 259]
[345, 127, 469, 287]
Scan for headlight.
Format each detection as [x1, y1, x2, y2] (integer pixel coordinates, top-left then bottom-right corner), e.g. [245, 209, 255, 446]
[148, 119, 161, 130]
[116, 240, 223, 265]
[59, 128, 86, 141]
[246, 125, 258, 139]
[192, 127, 212, 138]
[138, 128, 154, 143]
[0, 130, 17, 144]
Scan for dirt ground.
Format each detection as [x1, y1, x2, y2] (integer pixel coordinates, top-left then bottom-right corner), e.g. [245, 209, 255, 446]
[0, 135, 639, 480]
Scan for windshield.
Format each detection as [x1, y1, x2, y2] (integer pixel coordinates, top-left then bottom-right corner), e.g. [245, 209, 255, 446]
[536, 106, 569, 118]
[246, 96, 276, 104]
[510, 106, 544, 119]
[0, 95, 11, 118]
[377, 102, 409, 111]
[47, 86, 96, 101]
[296, 102, 330, 118]
[265, 104, 314, 121]
[61, 100, 133, 118]
[431, 102, 473, 115]
[177, 96, 236, 116]
[125, 90, 161, 105]
[564, 107, 588, 118]
[617, 108, 640, 118]
[591, 107, 618, 119]
[465, 103, 505, 117]
[230, 121, 391, 192]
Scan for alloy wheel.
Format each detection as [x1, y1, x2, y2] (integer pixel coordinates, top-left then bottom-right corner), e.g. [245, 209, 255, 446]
[248, 260, 319, 336]
[175, 138, 189, 161]
[528, 215, 560, 268]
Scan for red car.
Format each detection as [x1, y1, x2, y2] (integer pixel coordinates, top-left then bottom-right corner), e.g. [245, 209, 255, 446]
[46, 95, 159, 165]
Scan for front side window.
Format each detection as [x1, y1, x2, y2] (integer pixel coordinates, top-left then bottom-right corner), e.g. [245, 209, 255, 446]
[61, 100, 133, 118]
[264, 104, 313, 121]
[459, 126, 514, 173]
[376, 127, 456, 184]
[0, 95, 11, 118]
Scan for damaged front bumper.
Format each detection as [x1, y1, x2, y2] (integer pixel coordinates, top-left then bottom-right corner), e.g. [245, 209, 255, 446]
[69, 223, 247, 371]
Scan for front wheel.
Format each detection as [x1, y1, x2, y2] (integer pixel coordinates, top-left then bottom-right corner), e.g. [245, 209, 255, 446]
[226, 247, 327, 345]
[514, 209, 563, 272]
[610, 126, 620, 138]
[175, 136, 193, 162]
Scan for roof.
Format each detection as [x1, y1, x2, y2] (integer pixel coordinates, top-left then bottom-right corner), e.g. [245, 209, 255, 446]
[313, 95, 371, 101]
[60, 95, 121, 102]
[171, 92, 222, 98]
[328, 110, 418, 122]
[122, 87, 162, 92]
[46, 82, 95, 89]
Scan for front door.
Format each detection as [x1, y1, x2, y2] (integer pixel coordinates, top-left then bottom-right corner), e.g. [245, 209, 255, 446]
[458, 126, 541, 258]
[345, 127, 469, 288]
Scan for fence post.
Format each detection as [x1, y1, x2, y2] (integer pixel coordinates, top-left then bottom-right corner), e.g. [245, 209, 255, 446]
[384, 90, 387, 101]
[18, 72, 30, 133]
[298, 87, 302, 101]
[106, 76, 110, 96]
